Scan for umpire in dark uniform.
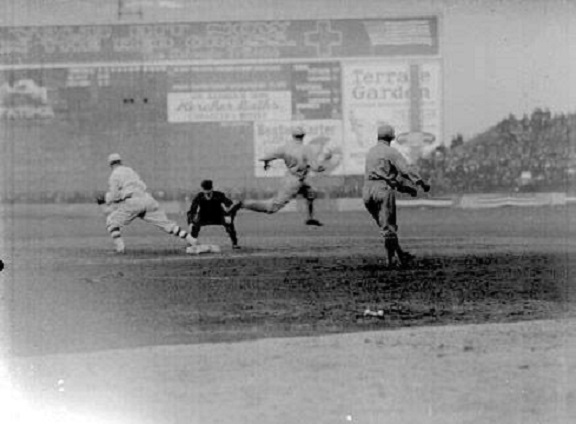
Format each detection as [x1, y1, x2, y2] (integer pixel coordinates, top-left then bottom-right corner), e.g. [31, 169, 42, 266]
[187, 180, 240, 249]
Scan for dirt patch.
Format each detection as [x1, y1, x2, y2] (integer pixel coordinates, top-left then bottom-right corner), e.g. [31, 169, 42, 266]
[7, 246, 575, 356]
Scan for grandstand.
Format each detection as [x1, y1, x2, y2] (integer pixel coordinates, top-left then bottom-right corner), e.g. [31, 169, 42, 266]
[418, 110, 576, 195]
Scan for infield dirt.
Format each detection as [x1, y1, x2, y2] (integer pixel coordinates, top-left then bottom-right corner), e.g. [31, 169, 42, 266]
[1, 204, 575, 423]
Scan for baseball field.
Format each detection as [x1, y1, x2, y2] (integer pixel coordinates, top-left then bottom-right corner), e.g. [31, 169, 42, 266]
[2, 202, 575, 424]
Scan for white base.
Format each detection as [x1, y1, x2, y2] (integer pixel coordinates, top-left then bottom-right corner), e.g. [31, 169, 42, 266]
[186, 244, 221, 255]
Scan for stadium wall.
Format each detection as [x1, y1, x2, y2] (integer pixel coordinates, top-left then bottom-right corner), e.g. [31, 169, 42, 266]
[0, 0, 572, 201]
[0, 0, 447, 201]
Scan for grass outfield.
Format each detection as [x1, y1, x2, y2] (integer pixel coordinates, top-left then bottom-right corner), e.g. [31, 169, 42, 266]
[2, 204, 575, 357]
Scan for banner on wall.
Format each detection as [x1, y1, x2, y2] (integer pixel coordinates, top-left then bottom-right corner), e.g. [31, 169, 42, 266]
[0, 73, 55, 119]
[253, 120, 344, 177]
[342, 61, 441, 173]
[0, 18, 438, 66]
[167, 91, 292, 122]
[167, 62, 342, 121]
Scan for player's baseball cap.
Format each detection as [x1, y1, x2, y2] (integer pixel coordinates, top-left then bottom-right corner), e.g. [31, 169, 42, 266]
[201, 179, 213, 190]
[108, 153, 122, 164]
[377, 124, 395, 139]
[291, 126, 306, 137]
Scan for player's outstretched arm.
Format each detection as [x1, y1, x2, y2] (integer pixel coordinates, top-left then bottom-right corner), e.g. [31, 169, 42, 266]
[260, 159, 272, 171]
[259, 146, 284, 171]
[393, 151, 430, 193]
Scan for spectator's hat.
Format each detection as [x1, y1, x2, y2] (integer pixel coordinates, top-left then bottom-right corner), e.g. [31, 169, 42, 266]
[291, 126, 306, 137]
[201, 179, 213, 190]
[108, 153, 122, 164]
[377, 124, 395, 139]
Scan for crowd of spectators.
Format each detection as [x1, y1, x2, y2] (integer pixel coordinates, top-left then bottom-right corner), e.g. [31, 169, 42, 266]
[417, 109, 576, 194]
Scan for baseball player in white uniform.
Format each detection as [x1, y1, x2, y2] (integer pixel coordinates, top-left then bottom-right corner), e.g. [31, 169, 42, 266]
[100, 153, 197, 253]
[363, 125, 430, 267]
[235, 126, 326, 226]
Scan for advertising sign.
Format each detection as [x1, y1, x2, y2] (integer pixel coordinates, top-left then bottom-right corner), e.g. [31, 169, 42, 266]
[168, 91, 292, 123]
[342, 61, 441, 173]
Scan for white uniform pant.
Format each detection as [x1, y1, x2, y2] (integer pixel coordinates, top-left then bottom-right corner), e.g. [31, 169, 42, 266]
[243, 175, 316, 214]
[106, 193, 178, 233]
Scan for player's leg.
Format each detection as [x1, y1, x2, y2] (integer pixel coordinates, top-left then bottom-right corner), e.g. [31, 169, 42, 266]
[189, 220, 202, 240]
[381, 190, 414, 264]
[362, 184, 382, 226]
[300, 183, 322, 226]
[364, 185, 396, 265]
[105, 206, 138, 253]
[141, 196, 197, 245]
[378, 188, 397, 235]
[368, 186, 400, 267]
[377, 189, 412, 266]
[223, 221, 239, 248]
[242, 176, 299, 214]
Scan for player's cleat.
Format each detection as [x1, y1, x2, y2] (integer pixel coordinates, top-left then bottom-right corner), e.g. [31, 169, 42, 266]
[232, 245, 241, 250]
[383, 234, 399, 268]
[305, 219, 323, 226]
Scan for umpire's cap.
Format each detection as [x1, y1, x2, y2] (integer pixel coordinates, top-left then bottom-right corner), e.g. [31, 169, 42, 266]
[201, 179, 213, 190]
[291, 126, 306, 137]
[108, 153, 122, 164]
[377, 124, 395, 140]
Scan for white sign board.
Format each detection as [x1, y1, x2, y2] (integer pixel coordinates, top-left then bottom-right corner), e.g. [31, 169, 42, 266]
[168, 91, 292, 122]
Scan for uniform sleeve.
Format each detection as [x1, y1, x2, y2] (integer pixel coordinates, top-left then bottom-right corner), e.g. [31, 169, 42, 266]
[307, 149, 326, 173]
[392, 150, 424, 184]
[187, 193, 201, 224]
[369, 157, 395, 182]
[260, 145, 284, 162]
[105, 172, 122, 204]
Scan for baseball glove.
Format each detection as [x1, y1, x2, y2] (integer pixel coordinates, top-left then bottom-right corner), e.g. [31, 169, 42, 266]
[418, 181, 431, 193]
[392, 177, 418, 197]
[396, 184, 418, 197]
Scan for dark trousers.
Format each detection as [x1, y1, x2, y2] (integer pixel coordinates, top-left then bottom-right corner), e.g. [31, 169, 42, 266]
[190, 220, 238, 246]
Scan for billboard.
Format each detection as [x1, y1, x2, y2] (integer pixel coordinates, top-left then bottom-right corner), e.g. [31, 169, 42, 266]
[0, 18, 438, 65]
[168, 91, 292, 123]
[342, 61, 442, 173]
[0, 17, 441, 194]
